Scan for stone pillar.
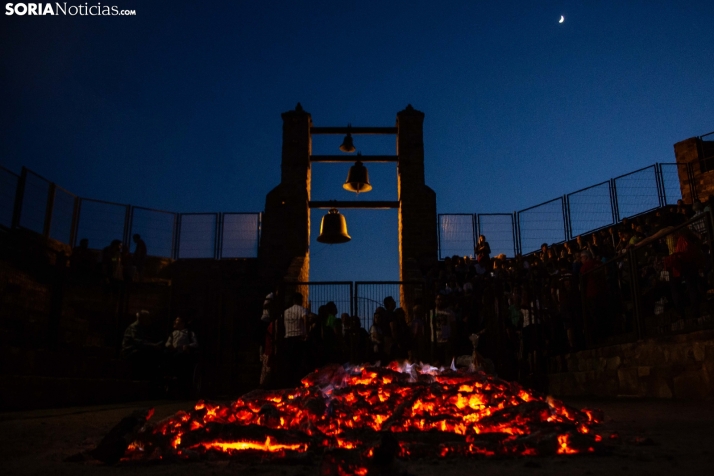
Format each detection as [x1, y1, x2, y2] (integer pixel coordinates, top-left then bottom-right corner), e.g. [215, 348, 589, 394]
[259, 103, 312, 287]
[674, 137, 699, 204]
[397, 105, 438, 314]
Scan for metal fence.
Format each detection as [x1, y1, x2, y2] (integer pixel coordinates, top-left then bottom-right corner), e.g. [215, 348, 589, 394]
[278, 281, 426, 333]
[580, 212, 714, 346]
[0, 166, 261, 259]
[129, 207, 177, 258]
[354, 281, 426, 331]
[518, 197, 567, 254]
[477, 214, 517, 258]
[437, 214, 474, 259]
[566, 181, 614, 238]
[0, 160, 695, 262]
[438, 162, 692, 258]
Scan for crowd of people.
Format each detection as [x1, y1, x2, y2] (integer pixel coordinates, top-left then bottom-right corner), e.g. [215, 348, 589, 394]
[260, 200, 713, 389]
[69, 233, 147, 284]
[121, 310, 199, 395]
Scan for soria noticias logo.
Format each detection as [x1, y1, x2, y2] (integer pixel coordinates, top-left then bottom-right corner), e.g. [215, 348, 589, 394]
[5, 3, 136, 16]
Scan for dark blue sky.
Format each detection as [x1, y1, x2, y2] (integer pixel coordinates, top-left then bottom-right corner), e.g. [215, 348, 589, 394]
[1, 1, 713, 281]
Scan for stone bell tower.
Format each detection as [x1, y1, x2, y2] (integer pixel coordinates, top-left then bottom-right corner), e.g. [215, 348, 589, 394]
[259, 104, 438, 294]
[259, 103, 312, 285]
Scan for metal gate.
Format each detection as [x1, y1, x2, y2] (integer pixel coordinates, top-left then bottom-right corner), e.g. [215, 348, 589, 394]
[278, 281, 428, 332]
[279, 281, 353, 317]
[353, 281, 426, 330]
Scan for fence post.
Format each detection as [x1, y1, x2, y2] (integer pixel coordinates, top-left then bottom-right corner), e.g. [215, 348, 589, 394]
[215, 213, 222, 260]
[563, 195, 571, 241]
[174, 214, 182, 260]
[609, 179, 620, 222]
[349, 281, 354, 318]
[354, 282, 360, 328]
[437, 214, 442, 260]
[126, 206, 135, 252]
[515, 211, 521, 255]
[11, 167, 27, 229]
[43, 182, 56, 238]
[472, 214, 477, 258]
[654, 163, 665, 208]
[511, 213, 520, 258]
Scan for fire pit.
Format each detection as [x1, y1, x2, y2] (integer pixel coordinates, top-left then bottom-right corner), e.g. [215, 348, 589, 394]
[116, 362, 606, 471]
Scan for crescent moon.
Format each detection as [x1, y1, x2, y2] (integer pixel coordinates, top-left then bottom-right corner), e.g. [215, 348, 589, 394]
[559, 15, 565, 23]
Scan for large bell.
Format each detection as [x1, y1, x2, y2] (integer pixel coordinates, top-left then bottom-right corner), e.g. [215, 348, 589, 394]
[339, 130, 356, 153]
[343, 159, 372, 193]
[317, 208, 351, 244]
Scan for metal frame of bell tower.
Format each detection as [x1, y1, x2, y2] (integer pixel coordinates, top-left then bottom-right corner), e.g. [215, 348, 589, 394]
[259, 104, 438, 314]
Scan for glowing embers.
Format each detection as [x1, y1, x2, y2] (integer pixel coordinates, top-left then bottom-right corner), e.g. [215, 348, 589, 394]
[198, 436, 307, 453]
[123, 362, 606, 462]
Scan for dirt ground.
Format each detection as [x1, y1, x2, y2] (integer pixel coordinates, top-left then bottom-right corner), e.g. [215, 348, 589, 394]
[1, 397, 713, 476]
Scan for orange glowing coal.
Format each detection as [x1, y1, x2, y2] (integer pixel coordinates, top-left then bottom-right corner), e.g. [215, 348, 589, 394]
[123, 361, 606, 462]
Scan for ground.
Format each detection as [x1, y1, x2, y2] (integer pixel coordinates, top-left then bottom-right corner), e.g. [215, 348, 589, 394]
[0, 398, 712, 476]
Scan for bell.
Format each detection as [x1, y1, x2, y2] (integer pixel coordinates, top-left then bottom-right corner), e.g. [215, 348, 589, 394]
[339, 126, 356, 153]
[343, 159, 372, 193]
[317, 208, 351, 244]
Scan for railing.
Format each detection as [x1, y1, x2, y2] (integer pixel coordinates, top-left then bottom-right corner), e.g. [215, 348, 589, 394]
[277, 281, 427, 333]
[0, 160, 696, 263]
[354, 281, 426, 331]
[438, 162, 692, 258]
[0, 165, 261, 259]
[580, 212, 714, 347]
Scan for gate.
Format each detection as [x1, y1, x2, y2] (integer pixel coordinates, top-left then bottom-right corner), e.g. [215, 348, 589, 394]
[278, 281, 428, 332]
[354, 281, 426, 330]
[279, 281, 353, 317]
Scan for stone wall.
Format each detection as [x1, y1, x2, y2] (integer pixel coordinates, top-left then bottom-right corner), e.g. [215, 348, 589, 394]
[674, 136, 714, 204]
[0, 227, 175, 409]
[548, 329, 714, 399]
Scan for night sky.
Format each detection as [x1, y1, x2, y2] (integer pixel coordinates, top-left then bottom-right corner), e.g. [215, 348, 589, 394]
[1, 1, 713, 281]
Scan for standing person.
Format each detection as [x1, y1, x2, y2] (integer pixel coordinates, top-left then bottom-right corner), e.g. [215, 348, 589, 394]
[474, 235, 491, 262]
[322, 301, 340, 363]
[165, 316, 199, 395]
[344, 314, 368, 364]
[370, 309, 384, 363]
[102, 239, 123, 284]
[260, 316, 277, 388]
[132, 234, 147, 281]
[519, 286, 540, 378]
[259, 286, 278, 345]
[283, 292, 308, 385]
[165, 316, 199, 352]
[381, 296, 397, 360]
[664, 228, 703, 320]
[433, 294, 456, 366]
[580, 250, 608, 343]
[71, 238, 96, 282]
[121, 310, 162, 380]
[410, 304, 427, 363]
[393, 308, 410, 359]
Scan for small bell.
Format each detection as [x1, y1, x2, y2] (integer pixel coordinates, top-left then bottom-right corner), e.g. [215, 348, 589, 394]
[343, 158, 372, 193]
[339, 125, 356, 153]
[317, 208, 351, 244]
